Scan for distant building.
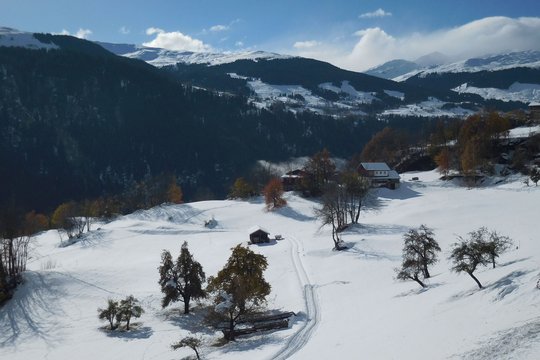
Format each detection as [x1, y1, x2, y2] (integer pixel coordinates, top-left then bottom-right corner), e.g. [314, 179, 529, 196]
[529, 102, 540, 121]
[281, 169, 306, 191]
[358, 162, 400, 189]
[249, 226, 270, 244]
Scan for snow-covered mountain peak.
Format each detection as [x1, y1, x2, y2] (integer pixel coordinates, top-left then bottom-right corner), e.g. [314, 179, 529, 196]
[395, 50, 540, 81]
[96, 41, 293, 67]
[0, 27, 58, 50]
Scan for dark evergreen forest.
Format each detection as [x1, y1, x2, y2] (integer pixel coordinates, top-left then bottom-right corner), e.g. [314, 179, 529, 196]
[0, 35, 438, 212]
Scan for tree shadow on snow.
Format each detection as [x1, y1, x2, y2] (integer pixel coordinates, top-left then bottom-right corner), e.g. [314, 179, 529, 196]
[346, 223, 410, 236]
[394, 282, 443, 297]
[104, 325, 153, 340]
[447, 269, 533, 302]
[343, 243, 400, 261]
[251, 239, 280, 247]
[487, 270, 533, 302]
[162, 305, 215, 336]
[273, 206, 316, 222]
[217, 331, 284, 354]
[0, 271, 66, 347]
[376, 182, 423, 201]
[499, 257, 530, 267]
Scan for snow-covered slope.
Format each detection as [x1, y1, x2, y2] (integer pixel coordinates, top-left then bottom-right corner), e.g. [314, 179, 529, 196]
[453, 82, 540, 104]
[96, 41, 292, 67]
[364, 59, 421, 80]
[395, 50, 540, 82]
[2, 171, 540, 360]
[0, 27, 57, 50]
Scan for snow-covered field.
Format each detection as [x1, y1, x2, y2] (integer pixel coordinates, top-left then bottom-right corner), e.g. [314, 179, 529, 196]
[2, 171, 540, 360]
[382, 97, 474, 117]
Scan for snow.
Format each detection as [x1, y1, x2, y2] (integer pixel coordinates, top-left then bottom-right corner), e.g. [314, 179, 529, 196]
[227, 72, 249, 80]
[394, 50, 540, 82]
[453, 82, 540, 104]
[2, 172, 540, 359]
[382, 97, 474, 118]
[508, 126, 540, 139]
[318, 81, 377, 104]
[0, 27, 58, 50]
[248, 79, 328, 113]
[383, 89, 405, 100]
[118, 47, 292, 67]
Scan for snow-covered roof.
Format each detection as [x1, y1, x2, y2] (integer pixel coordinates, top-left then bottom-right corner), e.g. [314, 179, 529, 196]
[248, 226, 270, 235]
[360, 162, 391, 171]
[529, 102, 540, 107]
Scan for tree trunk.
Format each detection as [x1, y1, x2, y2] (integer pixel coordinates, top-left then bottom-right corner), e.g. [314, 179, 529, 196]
[354, 199, 362, 224]
[126, 315, 131, 330]
[183, 297, 190, 314]
[413, 275, 426, 288]
[467, 271, 483, 289]
[193, 347, 201, 360]
[423, 264, 431, 279]
[227, 316, 235, 341]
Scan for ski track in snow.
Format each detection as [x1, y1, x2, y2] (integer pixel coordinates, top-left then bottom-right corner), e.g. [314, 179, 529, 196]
[270, 235, 320, 360]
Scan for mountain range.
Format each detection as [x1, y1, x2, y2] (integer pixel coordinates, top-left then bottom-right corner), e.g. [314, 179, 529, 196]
[0, 27, 537, 211]
[99, 39, 537, 117]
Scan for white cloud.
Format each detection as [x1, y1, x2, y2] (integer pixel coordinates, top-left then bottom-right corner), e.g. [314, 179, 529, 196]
[359, 8, 392, 19]
[293, 16, 540, 72]
[293, 40, 320, 49]
[56, 28, 92, 39]
[119, 26, 130, 35]
[235, 41, 244, 47]
[143, 27, 211, 52]
[209, 24, 229, 32]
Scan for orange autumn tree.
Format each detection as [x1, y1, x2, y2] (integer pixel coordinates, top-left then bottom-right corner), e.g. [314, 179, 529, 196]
[263, 178, 286, 210]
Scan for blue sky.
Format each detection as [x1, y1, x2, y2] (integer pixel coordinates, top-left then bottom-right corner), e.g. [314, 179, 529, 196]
[2, 0, 540, 70]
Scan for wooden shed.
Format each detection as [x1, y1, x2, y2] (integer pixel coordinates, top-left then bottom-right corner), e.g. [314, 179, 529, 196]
[249, 226, 270, 244]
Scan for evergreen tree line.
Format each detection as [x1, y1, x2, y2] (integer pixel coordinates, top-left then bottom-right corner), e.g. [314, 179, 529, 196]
[0, 43, 442, 215]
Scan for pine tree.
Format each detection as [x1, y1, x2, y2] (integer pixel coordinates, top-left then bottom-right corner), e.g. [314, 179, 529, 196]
[207, 244, 271, 341]
[158, 242, 206, 314]
[228, 177, 255, 199]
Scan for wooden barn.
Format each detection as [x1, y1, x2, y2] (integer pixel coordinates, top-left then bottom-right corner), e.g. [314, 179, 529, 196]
[281, 169, 307, 191]
[249, 226, 270, 244]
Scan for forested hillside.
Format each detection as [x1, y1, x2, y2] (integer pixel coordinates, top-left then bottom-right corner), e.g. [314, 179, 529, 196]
[0, 35, 435, 212]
